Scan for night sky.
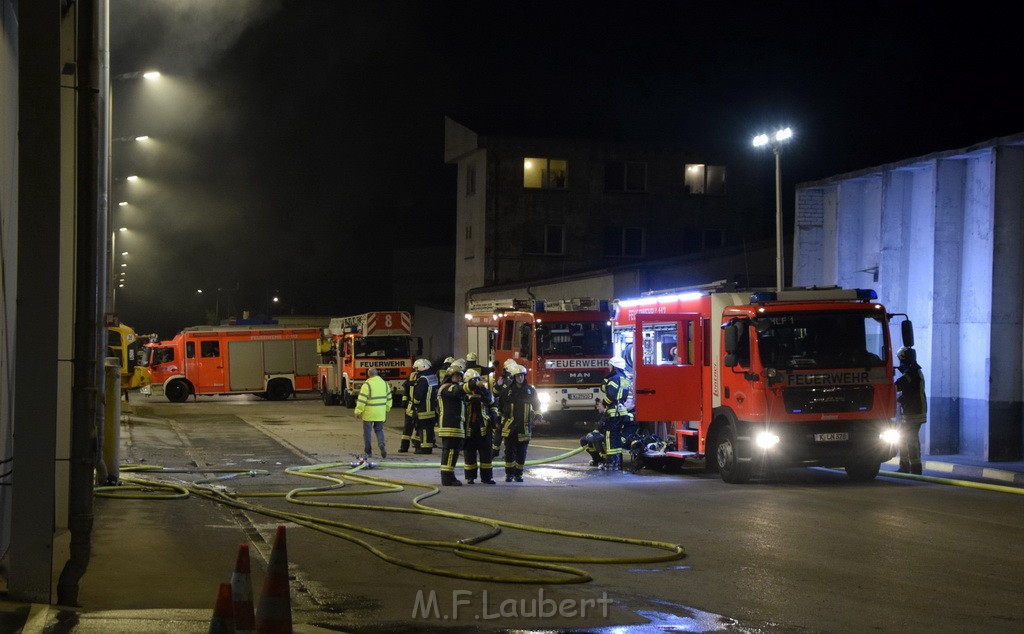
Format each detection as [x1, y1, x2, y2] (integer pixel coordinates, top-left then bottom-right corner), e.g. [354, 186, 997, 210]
[108, 0, 1020, 339]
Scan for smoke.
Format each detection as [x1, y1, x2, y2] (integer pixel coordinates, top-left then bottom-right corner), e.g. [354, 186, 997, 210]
[110, 0, 281, 77]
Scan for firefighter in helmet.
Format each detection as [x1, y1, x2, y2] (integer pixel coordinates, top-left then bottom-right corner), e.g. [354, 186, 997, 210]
[501, 364, 540, 482]
[895, 346, 927, 474]
[462, 368, 498, 484]
[400, 358, 429, 452]
[601, 355, 633, 471]
[412, 357, 440, 454]
[437, 358, 468, 485]
[491, 357, 522, 458]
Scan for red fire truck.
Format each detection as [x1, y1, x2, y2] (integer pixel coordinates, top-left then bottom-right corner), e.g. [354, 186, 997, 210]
[318, 311, 420, 407]
[142, 325, 321, 402]
[475, 298, 614, 427]
[612, 285, 913, 482]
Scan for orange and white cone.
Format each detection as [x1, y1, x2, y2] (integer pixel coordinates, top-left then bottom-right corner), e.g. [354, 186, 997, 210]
[231, 543, 256, 634]
[255, 525, 293, 634]
[208, 582, 235, 634]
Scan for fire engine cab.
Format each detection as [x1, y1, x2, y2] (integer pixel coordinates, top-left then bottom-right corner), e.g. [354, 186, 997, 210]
[612, 284, 913, 482]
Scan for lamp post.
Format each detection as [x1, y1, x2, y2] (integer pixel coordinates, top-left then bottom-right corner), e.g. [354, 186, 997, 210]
[753, 127, 793, 292]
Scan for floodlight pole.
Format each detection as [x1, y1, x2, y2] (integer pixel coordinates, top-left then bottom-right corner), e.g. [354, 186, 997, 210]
[773, 145, 783, 292]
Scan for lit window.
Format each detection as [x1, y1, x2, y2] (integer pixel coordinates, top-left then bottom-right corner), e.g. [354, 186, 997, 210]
[605, 161, 648, 192]
[524, 158, 568, 189]
[525, 225, 565, 255]
[685, 164, 727, 195]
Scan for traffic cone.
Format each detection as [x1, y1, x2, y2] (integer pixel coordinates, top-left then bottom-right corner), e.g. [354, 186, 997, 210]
[255, 525, 293, 634]
[231, 543, 256, 634]
[208, 582, 235, 634]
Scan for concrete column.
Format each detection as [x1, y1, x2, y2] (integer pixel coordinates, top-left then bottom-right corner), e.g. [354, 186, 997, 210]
[10, 0, 67, 602]
[988, 146, 1024, 460]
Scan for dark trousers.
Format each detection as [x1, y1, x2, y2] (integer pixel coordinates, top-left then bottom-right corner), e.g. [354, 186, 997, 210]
[440, 437, 464, 482]
[415, 417, 436, 449]
[463, 433, 493, 482]
[503, 433, 529, 478]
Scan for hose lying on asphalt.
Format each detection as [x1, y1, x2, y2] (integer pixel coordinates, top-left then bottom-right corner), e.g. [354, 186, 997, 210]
[96, 445, 687, 584]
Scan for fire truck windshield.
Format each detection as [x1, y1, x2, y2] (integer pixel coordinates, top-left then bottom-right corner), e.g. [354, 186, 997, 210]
[537, 320, 611, 357]
[756, 312, 888, 370]
[354, 336, 410, 358]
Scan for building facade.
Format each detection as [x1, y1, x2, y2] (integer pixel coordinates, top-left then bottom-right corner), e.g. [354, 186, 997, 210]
[444, 116, 769, 355]
[793, 133, 1024, 461]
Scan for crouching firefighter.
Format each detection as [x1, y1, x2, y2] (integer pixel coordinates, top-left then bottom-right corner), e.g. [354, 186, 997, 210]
[463, 369, 498, 484]
[580, 400, 611, 466]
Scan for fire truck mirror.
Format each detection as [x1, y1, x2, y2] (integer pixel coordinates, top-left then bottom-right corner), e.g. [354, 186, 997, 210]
[901, 319, 915, 348]
[723, 319, 741, 354]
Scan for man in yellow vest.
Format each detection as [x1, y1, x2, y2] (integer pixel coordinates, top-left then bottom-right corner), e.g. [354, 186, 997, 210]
[354, 367, 393, 458]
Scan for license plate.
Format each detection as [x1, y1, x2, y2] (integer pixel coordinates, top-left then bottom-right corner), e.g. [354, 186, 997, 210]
[568, 393, 595, 400]
[814, 432, 849, 442]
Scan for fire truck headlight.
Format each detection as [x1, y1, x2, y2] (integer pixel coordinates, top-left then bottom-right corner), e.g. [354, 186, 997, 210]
[755, 431, 780, 449]
[880, 428, 900, 444]
[538, 392, 551, 413]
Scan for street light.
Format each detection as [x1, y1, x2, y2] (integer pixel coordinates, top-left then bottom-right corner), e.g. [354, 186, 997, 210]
[753, 127, 793, 292]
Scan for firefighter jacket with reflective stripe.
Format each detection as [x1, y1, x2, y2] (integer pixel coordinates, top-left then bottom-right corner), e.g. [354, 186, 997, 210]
[464, 380, 498, 439]
[403, 370, 419, 414]
[896, 365, 927, 424]
[413, 371, 439, 420]
[501, 381, 539, 439]
[437, 379, 467, 438]
[602, 368, 632, 417]
[354, 375, 392, 422]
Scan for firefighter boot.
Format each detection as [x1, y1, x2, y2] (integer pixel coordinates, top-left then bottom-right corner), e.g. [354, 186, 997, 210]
[399, 439, 410, 453]
[910, 463, 923, 475]
[481, 467, 495, 485]
[441, 471, 463, 486]
[513, 468, 524, 483]
[379, 444, 387, 459]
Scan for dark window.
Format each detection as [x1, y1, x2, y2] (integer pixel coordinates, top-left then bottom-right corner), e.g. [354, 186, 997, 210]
[201, 341, 220, 357]
[526, 225, 565, 255]
[603, 227, 645, 257]
[605, 161, 648, 192]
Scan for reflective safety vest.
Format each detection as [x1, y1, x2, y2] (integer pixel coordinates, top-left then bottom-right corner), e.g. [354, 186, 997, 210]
[354, 375, 392, 422]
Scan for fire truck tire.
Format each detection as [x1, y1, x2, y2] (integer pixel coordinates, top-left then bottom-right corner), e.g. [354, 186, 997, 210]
[343, 386, 356, 408]
[165, 379, 191, 403]
[266, 379, 293, 401]
[715, 425, 751, 484]
[845, 459, 881, 482]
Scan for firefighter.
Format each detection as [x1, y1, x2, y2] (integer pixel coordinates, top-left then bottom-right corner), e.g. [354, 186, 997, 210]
[464, 352, 492, 378]
[501, 364, 540, 483]
[353, 367, 392, 459]
[462, 368, 498, 484]
[896, 346, 927, 474]
[437, 359, 468, 485]
[399, 358, 429, 452]
[491, 358, 521, 458]
[437, 356, 455, 383]
[601, 355, 633, 471]
[412, 357, 440, 454]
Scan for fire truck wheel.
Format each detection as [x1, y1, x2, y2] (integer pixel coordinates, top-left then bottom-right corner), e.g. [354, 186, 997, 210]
[845, 459, 881, 482]
[322, 387, 338, 406]
[343, 387, 356, 408]
[165, 379, 190, 403]
[266, 379, 293, 401]
[715, 425, 751, 484]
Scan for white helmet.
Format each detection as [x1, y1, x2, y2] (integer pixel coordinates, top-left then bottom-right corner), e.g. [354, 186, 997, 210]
[466, 352, 478, 362]
[413, 358, 431, 371]
[443, 356, 455, 364]
[514, 364, 528, 376]
[449, 358, 467, 372]
[503, 358, 520, 374]
[463, 369, 481, 382]
[609, 356, 627, 370]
